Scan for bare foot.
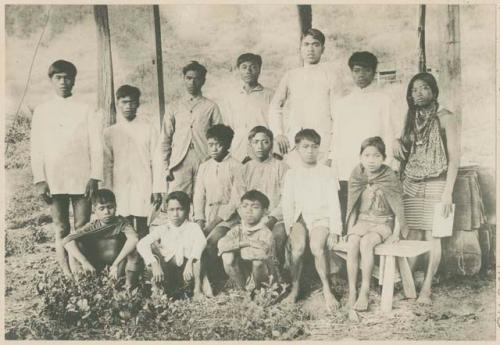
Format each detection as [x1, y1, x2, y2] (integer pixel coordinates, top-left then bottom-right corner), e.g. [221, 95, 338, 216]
[347, 291, 357, 307]
[348, 308, 360, 322]
[417, 290, 432, 305]
[193, 291, 203, 301]
[202, 276, 214, 298]
[324, 290, 340, 312]
[353, 290, 369, 311]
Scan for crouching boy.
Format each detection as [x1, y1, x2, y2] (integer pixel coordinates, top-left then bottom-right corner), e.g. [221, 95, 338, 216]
[218, 190, 277, 290]
[63, 189, 139, 287]
[137, 191, 208, 299]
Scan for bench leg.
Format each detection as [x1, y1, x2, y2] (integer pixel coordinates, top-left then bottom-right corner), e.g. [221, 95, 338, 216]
[397, 257, 417, 299]
[380, 255, 395, 312]
[378, 255, 386, 285]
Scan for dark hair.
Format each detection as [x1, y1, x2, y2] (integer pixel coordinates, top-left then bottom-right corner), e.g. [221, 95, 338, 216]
[400, 72, 440, 152]
[165, 191, 191, 214]
[360, 136, 386, 159]
[206, 124, 234, 149]
[182, 61, 207, 79]
[241, 189, 270, 209]
[348, 51, 378, 71]
[295, 128, 321, 145]
[116, 84, 141, 100]
[248, 126, 273, 143]
[92, 189, 116, 205]
[301, 28, 325, 46]
[48, 60, 77, 79]
[236, 53, 262, 68]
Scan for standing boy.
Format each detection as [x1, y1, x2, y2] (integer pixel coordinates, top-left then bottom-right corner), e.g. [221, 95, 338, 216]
[218, 190, 276, 290]
[242, 126, 288, 268]
[282, 129, 343, 311]
[269, 29, 335, 167]
[327, 52, 397, 233]
[161, 61, 222, 197]
[193, 124, 245, 288]
[104, 85, 163, 237]
[222, 53, 274, 162]
[31, 60, 103, 276]
[63, 189, 139, 287]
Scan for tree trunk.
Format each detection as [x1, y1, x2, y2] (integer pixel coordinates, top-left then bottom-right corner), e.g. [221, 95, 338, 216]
[150, 5, 165, 127]
[297, 5, 312, 66]
[417, 5, 426, 73]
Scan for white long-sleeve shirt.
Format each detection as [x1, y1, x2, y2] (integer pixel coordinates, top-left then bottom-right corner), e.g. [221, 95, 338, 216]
[103, 117, 164, 217]
[328, 84, 397, 181]
[136, 220, 206, 266]
[269, 63, 335, 153]
[282, 163, 342, 235]
[30, 95, 103, 194]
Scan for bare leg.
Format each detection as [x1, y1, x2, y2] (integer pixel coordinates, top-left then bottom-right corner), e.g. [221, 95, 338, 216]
[310, 226, 340, 312]
[71, 195, 91, 273]
[51, 195, 72, 276]
[221, 252, 246, 289]
[283, 221, 307, 304]
[252, 260, 269, 289]
[418, 231, 441, 304]
[347, 235, 361, 307]
[272, 222, 287, 268]
[354, 233, 382, 311]
[206, 226, 231, 291]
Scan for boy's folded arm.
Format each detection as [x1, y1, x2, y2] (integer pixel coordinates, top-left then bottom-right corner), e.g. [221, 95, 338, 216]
[64, 240, 92, 267]
[136, 228, 162, 265]
[189, 225, 208, 260]
[112, 229, 139, 268]
[217, 229, 241, 255]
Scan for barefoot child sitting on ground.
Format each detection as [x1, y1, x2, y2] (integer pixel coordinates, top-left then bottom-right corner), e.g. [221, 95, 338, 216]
[137, 191, 208, 299]
[218, 190, 278, 290]
[63, 189, 139, 287]
[281, 129, 343, 312]
[346, 137, 408, 311]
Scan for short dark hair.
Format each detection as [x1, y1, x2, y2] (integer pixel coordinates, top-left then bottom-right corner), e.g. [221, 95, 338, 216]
[206, 124, 234, 149]
[182, 61, 207, 79]
[248, 126, 273, 143]
[48, 60, 77, 79]
[295, 128, 321, 145]
[348, 51, 378, 71]
[360, 136, 386, 159]
[116, 84, 141, 100]
[241, 190, 270, 210]
[165, 191, 191, 214]
[92, 189, 116, 205]
[236, 53, 262, 68]
[301, 28, 326, 46]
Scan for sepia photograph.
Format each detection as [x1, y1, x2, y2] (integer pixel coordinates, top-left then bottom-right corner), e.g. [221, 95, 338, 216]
[3, 2, 497, 341]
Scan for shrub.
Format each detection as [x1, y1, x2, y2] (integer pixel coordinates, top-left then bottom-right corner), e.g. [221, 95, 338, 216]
[5, 113, 31, 169]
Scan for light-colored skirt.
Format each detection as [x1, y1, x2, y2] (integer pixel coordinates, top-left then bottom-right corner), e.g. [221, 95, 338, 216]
[403, 177, 446, 232]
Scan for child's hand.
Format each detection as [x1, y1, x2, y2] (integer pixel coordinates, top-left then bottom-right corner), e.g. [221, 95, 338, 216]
[183, 262, 193, 281]
[151, 261, 164, 284]
[109, 264, 118, 280]
[166, 170, 174, 182]
[151, 193, 162, 209]
[35, 181, 52, 204]
[385, 234, 400, 244]
[327, 233, 339, 250]
[275, 135, 290, 155]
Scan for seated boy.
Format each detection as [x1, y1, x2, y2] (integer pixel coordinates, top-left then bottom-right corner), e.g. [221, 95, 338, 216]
[218, 190, 276, 290]
[242, 126, 288, 270]
[137, 191, 208, 299]
[193, 124, 245, 289]
[63, 189, 139, 287]
[282, 129, 343, 311]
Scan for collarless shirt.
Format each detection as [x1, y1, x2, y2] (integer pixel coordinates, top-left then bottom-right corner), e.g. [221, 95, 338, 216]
[161, 94, 222, 173]
[222, 83, 274, 162]
[269, 63, 335, 152]
[328, 83, 397, 181]
[30, 95, 103, 194]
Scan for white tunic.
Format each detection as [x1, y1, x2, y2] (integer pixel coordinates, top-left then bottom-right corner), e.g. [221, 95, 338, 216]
[30, 95, 103, 194]
[328, 84, 397, 181]
[103, 117, 164, 217]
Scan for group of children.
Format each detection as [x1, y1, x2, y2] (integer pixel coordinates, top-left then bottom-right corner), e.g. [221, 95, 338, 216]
[31, 27, 433, 314]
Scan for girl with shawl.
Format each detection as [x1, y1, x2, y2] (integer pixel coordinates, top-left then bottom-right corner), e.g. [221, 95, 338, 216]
[394, 72, 460, 304]
[346, 137, 408, 311]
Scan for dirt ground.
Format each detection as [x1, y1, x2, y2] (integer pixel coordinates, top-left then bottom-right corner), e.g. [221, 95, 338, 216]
[4, 223, 496, 341]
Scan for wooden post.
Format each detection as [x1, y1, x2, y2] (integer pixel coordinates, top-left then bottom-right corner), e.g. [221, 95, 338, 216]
[151, 5, 165, 126]
[297, 5, 312, 66]
[438, 5, 462, 127]
[94, 5, 115, 188]
[417, 5, 426, 73]
[94, 5, 116, 127]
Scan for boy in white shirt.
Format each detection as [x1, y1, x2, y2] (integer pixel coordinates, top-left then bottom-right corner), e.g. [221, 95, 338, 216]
[137, 191, 207, 299]
[282, 129, 343, 311]
[103, 85, 163, 238]
[30, 60, 103, 276]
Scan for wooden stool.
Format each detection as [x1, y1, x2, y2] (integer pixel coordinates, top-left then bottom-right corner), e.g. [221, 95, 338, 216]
[332, 240, 431, 312]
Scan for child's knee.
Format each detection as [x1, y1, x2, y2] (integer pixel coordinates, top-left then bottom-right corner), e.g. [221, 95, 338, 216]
[221, 252, 235, 267]
[290, 238, 306, 258]
[310, 239, 326, 257]
[252, 260, 265, 270]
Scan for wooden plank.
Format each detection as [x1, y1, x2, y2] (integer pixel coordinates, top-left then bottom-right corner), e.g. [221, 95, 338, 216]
[151, 5, 165, 126]
[397, 257, 417, 299]
[379, 255, 385, 285]
[333, 240, 431, 257]
[417, 5, 426, 72]
[380, 255, 396, 312]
